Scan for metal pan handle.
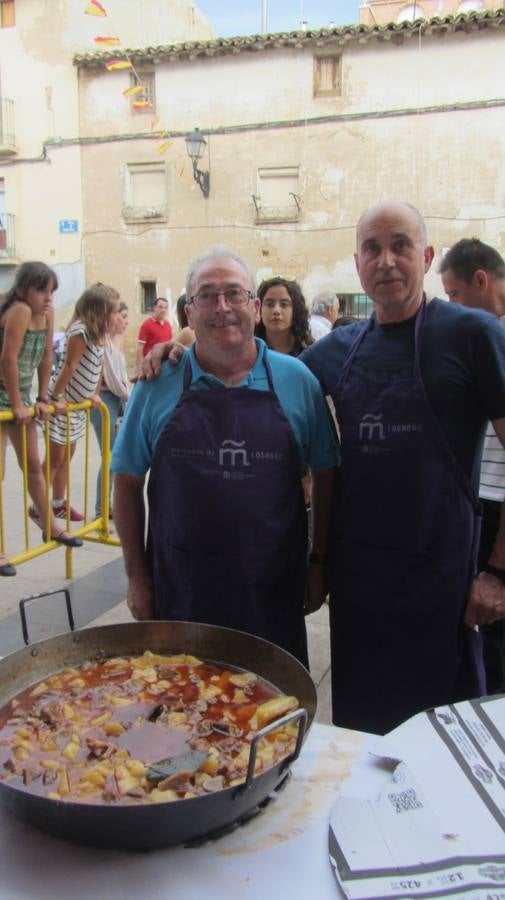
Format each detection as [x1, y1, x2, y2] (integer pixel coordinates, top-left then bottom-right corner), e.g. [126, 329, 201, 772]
[239, 707, 308, 793]
[19, 588, 75, 645]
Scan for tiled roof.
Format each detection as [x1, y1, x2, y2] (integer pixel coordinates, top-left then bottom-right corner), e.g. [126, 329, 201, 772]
[73, 8, 505, 68]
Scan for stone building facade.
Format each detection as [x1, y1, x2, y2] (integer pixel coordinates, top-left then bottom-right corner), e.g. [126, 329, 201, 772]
[1, 3, 504, 328]
[0, 0, 214, 304]
[75, 8, 505, 325]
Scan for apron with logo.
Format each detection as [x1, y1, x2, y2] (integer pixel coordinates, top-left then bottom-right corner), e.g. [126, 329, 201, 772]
[146, 354, 309, 666]
[330, 298, 485, 734]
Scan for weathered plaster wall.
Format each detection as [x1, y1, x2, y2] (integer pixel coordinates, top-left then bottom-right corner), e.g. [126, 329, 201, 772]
[77, 23, 505, 322]
[0, 0, 214, 304]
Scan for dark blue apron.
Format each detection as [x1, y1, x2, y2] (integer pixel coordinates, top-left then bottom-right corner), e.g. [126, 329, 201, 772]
[147, 353, 309, 667]
[330, 297, 485, 734]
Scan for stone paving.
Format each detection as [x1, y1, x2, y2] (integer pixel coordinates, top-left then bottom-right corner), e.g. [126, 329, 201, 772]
[0, 432, 331, 723]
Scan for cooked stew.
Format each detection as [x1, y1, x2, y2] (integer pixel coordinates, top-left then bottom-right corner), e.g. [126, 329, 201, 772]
[0, 651, 299, 805]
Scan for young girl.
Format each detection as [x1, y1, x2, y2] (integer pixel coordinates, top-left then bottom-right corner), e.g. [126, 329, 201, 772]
[256, 277, 313, 357]
[37, 283, 120, 523]
[256, 277, 314, 508]
[90, 300, 130, 518]
[0, 262, 83, 576]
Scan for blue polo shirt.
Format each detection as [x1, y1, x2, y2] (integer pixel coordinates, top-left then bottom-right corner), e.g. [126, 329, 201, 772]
[112, 338, 339, 478]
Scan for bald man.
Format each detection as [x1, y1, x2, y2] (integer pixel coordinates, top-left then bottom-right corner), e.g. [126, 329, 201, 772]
[302, 201, 505, 733]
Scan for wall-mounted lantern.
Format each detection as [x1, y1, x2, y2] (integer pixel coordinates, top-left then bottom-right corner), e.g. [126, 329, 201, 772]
[185, 128, 210, 198]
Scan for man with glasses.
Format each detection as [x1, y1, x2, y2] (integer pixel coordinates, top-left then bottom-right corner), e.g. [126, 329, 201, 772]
[111, 246, 339, 666]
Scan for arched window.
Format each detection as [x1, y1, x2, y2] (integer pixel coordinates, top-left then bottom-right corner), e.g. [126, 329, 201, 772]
[397, 3, 426, 22]
[456, 0, 485, 12]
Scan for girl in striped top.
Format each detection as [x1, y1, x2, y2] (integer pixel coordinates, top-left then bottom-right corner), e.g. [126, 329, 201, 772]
[44, 283, 120, 522]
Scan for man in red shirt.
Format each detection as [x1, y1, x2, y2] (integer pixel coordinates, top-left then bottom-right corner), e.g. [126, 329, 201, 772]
[136, 298, 172, 365]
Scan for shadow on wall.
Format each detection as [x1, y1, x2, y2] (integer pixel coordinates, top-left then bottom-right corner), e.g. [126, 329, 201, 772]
[52, 260, 86, 317]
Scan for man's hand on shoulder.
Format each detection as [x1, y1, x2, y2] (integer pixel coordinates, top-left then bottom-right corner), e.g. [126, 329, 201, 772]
[134, 340, 188, 381]
[127, 574, 155, 620]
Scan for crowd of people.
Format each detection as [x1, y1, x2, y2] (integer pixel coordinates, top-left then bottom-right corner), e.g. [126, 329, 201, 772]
[2, 198, 505, 737]
[0, 285, 184, 566]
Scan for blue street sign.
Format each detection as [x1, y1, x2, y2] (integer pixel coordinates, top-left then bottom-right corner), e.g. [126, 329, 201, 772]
[59, 219, 79, 234]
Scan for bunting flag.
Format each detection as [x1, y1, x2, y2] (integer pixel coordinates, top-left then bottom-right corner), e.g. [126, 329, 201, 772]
[105, 59, 132, 71]
[123, 84, 144, 98]
[84, 0, 107, 16]
[94, 36, 120, 46]
[85, 3, 179, 167]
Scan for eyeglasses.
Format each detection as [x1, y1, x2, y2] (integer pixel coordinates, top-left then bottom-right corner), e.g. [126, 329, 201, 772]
[189, 287, 253, 309]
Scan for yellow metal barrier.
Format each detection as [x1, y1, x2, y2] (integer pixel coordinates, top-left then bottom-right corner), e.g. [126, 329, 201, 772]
[0, 399, 120, 578]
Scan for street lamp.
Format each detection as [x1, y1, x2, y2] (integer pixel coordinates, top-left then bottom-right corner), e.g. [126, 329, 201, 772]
[185, 128, 210, 198]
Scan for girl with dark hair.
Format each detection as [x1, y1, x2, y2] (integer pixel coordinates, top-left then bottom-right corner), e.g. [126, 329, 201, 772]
[256, 277, 314, 507]
[0, 262, 82, 575]
[256, 276, 313, 357]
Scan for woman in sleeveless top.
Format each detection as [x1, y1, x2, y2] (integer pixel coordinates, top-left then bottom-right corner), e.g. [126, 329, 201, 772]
[90, 302, 130, 518]
[0, 262, 82, 575]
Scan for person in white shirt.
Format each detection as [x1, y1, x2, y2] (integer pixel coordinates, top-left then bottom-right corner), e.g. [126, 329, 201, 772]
[440, 237, 505, 693]
[308, 291, 339, 341]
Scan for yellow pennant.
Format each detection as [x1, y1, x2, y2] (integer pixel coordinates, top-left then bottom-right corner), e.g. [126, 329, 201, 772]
[94, 36, 120, 46]
[84, 0, 107, 16]
[105, 59, 132, 71]
[123, 84, 144, 98]
[158, 140, 173, 154]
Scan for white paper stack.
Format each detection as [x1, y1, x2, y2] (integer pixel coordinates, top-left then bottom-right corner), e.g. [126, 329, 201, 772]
[329, 696, 505, 899]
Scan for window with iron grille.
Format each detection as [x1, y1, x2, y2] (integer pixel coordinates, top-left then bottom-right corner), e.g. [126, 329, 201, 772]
[313, 55, 341, 97]
[141, 281, 157, 313]
[0, 1, 15, 27]
[339, 293, 374, 320]
[122, 161, 167, 222]
[129, 71, 155, 115]
[253, 167, 301, 224]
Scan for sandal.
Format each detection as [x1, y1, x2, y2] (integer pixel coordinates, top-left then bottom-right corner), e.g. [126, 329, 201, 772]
[0, 554, 16, 577]
[42, 530, 83, 548]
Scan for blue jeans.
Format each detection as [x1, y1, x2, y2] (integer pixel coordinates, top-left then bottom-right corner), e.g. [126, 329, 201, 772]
[90, 390, 122, 518]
